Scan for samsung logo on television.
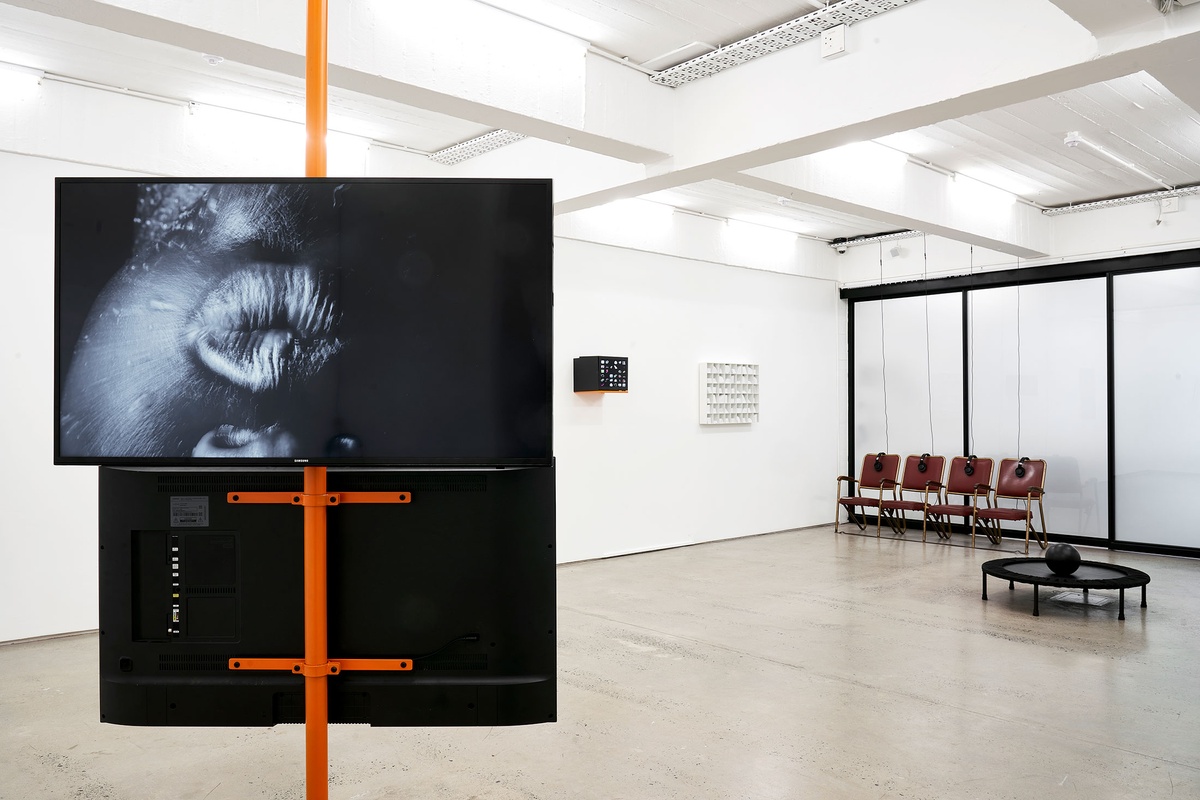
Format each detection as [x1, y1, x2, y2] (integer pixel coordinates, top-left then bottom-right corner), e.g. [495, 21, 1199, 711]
[294, 459, 309, 463]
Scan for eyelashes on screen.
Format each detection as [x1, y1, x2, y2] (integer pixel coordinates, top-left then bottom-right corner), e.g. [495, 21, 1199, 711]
[188, 266, 342, 392]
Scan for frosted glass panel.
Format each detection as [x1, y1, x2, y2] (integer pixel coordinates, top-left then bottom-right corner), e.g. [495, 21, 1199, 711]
[853, 293, 963, 472]
[1114, 268, 1200, 547]
[967, 280, 1106, 538]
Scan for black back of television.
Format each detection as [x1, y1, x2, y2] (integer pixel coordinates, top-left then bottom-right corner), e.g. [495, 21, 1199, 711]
[98, 466, 556, 727]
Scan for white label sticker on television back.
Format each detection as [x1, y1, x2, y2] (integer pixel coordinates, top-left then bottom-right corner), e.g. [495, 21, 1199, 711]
[170, 496, 210, 528]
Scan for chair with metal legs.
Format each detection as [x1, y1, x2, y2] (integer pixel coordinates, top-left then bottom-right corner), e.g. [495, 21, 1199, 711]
[835, 452, 900, 533]
[925, 455, 994, 541]
[972, 457, 1049, 554]
[878, 454, 946, 540]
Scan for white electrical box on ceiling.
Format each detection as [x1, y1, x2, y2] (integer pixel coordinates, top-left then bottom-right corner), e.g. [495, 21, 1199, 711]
[821, 24, 847, 58]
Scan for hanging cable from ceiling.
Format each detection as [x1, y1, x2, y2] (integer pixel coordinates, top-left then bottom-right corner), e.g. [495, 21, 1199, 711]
[923, 233, 934, 454]
[968, 245, 976, 456]
[879, 241, 890, 452]
[1015, 256, 1023, 458]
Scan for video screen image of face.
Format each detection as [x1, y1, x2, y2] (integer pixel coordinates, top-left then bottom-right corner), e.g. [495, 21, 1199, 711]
[57, 181, 552, 465]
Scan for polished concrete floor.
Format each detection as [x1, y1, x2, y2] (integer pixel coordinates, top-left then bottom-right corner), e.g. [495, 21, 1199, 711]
[2, 526, 1198, 799]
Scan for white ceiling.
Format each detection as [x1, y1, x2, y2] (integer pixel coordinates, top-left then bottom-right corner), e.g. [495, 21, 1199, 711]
[3, 0, 1200, 249]
[879, 71, 1200, 206]
[475, 0, 828, 67]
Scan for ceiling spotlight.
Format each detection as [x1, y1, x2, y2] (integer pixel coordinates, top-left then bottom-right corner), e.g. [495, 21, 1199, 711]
[201, 54, 224, 66]
[1063, 131, 1084, 148]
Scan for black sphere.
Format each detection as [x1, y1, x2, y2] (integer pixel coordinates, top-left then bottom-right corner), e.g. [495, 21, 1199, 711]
[1045, 542, 1081, 576]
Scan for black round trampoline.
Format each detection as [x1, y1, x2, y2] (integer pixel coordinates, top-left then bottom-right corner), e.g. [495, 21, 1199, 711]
[981, 558, 1150, 620]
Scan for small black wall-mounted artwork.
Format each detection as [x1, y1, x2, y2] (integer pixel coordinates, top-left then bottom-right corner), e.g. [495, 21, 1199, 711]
[573, 356, 629, 392]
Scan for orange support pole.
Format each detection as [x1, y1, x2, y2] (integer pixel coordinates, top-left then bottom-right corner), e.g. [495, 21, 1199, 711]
[227, 466, 413, 800]
[303, 465, 329, 800]
[305, 0, 328, 179]
[305, 1, 328, 797]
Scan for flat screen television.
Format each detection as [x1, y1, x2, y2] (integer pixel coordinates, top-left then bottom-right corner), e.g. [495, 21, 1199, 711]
[98, 465, 557, 727]
[55, 178, 553, 467]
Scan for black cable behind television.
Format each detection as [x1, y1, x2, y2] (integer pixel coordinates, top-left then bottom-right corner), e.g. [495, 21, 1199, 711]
[98, 466, 557, 727]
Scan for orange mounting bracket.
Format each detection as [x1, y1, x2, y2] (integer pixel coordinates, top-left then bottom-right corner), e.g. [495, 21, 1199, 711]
[229, 463, 411, 800]
[227, 491, 411, 506]
[229, 658, 414, 676]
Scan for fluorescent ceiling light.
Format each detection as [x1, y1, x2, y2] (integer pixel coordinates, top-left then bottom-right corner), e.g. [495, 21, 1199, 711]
[1064, 130, 1173, 190]
[0, 60, 45, 103]
[0, 60, 45, 80]
[723, 219, 799, 260]
[822, 141, 908, 176]
[949, 172, 1017, 212]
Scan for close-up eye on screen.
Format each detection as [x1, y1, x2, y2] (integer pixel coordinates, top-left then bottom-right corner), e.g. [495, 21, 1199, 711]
[54, 178, 554, 467]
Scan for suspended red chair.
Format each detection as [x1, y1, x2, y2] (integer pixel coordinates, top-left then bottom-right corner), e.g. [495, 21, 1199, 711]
[835, 453, 900, 533]
[878, 454, 946, 539]
[972, 457, 1048, 554]
[924, 455, 994, 541]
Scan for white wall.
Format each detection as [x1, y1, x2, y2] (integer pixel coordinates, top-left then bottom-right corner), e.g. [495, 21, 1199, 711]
[11, 33, 1197, 639]
[0, 83, 841, 640]
[0, 152, 124, 641]
[836, 194, 1200, 288]
[553, 238, 841, 562]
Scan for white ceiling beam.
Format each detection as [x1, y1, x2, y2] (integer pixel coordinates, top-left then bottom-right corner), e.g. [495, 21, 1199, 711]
[554, 0, 1200, 251]
[12, 0, 1200, 250]
[1141, 30, 1200, 116]
[556, 0, 1105, 212]
[663, 0, 1102, 173]
[734, 151, 1052, 258]
[328, 55, 670, 164]
[3, 0, 674, 164]
[1041, 0, 1169, 38]
[1, 0, 307, 76]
